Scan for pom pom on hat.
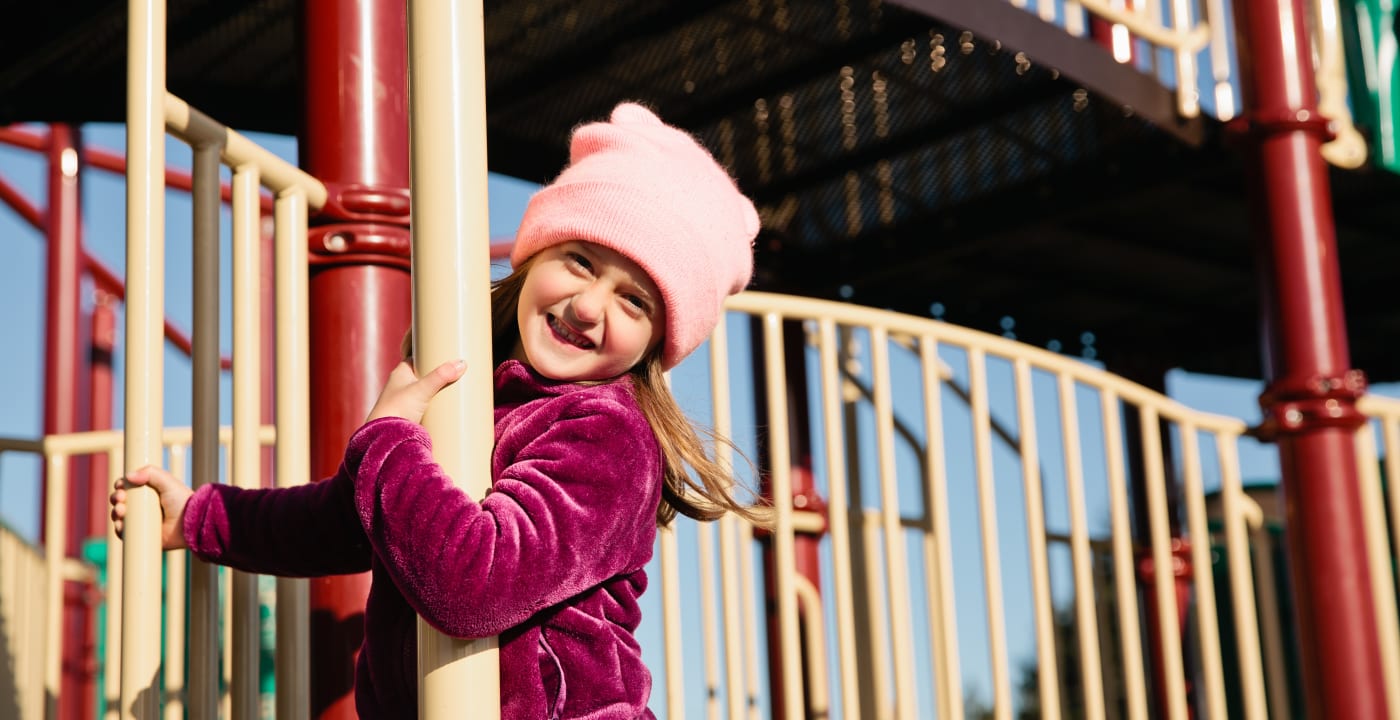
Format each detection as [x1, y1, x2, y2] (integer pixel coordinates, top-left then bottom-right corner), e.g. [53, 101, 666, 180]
[512, 102, 760, 370]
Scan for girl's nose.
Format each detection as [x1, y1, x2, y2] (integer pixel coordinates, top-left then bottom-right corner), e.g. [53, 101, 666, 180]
[570, 284, 607, 324]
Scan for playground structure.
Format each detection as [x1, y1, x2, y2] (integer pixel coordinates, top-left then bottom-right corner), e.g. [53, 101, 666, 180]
[1, 0, 1400, 718]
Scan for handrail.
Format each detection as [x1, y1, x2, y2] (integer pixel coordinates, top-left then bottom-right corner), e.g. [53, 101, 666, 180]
[164, 94, 328, 209]
[1074, 0, 1210, 51]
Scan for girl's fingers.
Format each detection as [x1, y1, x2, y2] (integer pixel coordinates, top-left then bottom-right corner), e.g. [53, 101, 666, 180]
[420, 360, 466, 395]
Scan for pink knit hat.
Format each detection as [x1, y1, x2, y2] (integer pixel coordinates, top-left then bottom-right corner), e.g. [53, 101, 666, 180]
[512, 102, 760, 370]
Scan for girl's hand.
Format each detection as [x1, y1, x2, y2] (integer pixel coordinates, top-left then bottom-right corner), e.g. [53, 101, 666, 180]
[110, 465, 192, 550]
[365, 359, 467, 425]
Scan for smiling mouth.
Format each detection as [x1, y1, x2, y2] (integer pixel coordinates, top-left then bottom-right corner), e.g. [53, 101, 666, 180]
[547, 314, 596, 349]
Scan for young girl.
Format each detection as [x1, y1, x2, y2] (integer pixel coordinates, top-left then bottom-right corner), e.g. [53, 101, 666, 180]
[110, 102, 763, 718]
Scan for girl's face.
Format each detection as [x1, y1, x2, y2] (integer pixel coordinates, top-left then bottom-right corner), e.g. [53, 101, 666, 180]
[512, 241, 665, 382]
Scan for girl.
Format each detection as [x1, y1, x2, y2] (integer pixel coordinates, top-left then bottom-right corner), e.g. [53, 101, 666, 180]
[111, 102, 764, 718]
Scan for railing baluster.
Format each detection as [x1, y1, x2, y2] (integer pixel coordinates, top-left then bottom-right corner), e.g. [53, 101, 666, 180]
[1177, 424, 1227, 718]
[919, 337, 963, 720]
[1137, 407, 1188, 720]
[969, 346, 1014, 719]
[229, 164, 262, 720]
[164, 445, 188, 720]
[760, 311, 805, 719]
[871, 327, 918, 719]
[273, 188, 312, 720]
[1014, 358, 1061, 720]
[43, 451, 68, 719]
[659, 524, 686, 719]
[818, 318, 861, 720]
[1217, 435, 1268, 720]
[709, 317, 749, 720]
[1057, 372, 1107, 720]
[1099, 390, 1148, 720]
[1353, 418, 1400, 720]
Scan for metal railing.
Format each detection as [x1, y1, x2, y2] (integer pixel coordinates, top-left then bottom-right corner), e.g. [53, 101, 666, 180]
[7, 293, 1400, 717]
[649, 292, 1273, 719]
[1006, 0, 1368, 168]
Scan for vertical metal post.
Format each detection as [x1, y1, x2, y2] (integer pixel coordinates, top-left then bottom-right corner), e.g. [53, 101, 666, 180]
[188, 139, 223, 720]
[1232, 0, 1386, 716]
[122, 0, 166, 715]
[301, 1, 413, 716]
[44, 123, 91, 720]
[406, 0, 499, 713]
[85, 295, 116, 720]
[751, 318, 826, 719]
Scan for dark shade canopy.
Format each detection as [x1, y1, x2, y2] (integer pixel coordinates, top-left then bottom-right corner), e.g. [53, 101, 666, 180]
[4, 0, 1398, 381]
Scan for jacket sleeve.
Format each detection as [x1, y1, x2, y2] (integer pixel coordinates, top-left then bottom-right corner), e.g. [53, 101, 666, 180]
[183, 465, 373, 576]
[346, 399, 661, 639]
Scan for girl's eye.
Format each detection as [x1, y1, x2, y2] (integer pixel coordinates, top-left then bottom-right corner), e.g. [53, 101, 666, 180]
[565, 251, 593, 273]
[624, 294, 648, 312]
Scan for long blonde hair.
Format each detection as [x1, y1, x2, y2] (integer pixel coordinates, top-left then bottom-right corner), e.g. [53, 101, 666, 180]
[488, 258, 764, 527]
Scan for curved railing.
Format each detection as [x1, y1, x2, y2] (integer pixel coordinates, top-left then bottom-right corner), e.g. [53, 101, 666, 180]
[656, 291, 1269, 720]
[6, 292, 1400, 718]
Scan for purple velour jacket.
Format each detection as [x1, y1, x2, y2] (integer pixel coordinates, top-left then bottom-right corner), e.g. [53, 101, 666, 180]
[182, 359, 663, 718]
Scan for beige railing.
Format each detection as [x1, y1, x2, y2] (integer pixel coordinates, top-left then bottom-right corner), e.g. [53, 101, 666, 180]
[7, 293, 1400, 717]
[653, 291, 1273, 720]
[0, 427, 272, 720]
[123, 1, 325, 717]
[1006, 0, 1367, 167]
[1356, 395, 1400, 720]
[0, 517, 51, 720]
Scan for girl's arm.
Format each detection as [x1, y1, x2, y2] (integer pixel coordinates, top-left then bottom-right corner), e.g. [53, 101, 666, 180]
[347, 396, 660, 639]
[183, 465, 373, 577]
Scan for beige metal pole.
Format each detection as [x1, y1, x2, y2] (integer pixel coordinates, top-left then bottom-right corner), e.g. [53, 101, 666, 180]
[274, 189, 313, 720]
[1177, 425, 1227, 718]
[708, 318, 750, 719]
[1012, 358, 1061, 720]
[44, 452, 68, 719]
[1056, 372, 1108, 720]
[1138, 407, 1188, 720]
[1217, 438, 1268, 720]
[122, 0, 166, 715]
[163, 446, 188, 720]
[817, 319, 861, 720]
[1099, 391, 1148, 720]
[187, 135, 222, 720]
[869, 328, 917, 720]
[968, 348, 1011, 720]
[230, 164, 262, 720]
[659, 525, 686, 719]
[760, 312, 804, 719]
[918, 337, 963, 720]
[406, 0, 499, 715]
[106, 445, 125, 720]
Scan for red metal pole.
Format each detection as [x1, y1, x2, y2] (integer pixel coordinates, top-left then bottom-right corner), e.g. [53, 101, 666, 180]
[1088, 0, 1135, 64]
[1231, 0, 1386, 717]
[41, 124, 92, 720]
[301, 1, 413, 717]
[84, 294, 116, 719]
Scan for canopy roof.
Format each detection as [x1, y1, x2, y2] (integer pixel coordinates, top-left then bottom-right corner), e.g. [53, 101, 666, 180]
[5, 0, 1398, 381]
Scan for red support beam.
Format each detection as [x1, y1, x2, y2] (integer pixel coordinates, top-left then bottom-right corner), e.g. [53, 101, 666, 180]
[301, 0, 413, 717]
[0, 172, 45, 230]
[1231, 0, 1387, 717]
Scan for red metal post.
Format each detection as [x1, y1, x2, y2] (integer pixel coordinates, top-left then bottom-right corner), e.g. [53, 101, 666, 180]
[1088, 0, 1135, 64]
[42, 124, 93, 720]
[1231, 0, 1386, 716]
[84, 295, 116, 720]
[301, 1, 413, 717]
